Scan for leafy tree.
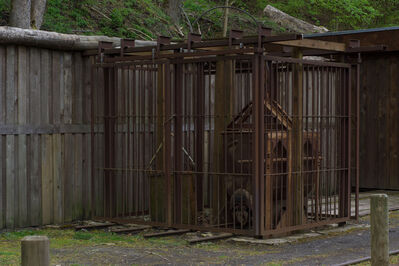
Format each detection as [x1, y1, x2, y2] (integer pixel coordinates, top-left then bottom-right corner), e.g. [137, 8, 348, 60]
[267, 0, 380, 30]
[166, 0, 182, 23]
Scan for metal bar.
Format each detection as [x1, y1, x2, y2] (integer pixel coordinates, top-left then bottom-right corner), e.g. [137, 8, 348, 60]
[106, 48, 256, 63]
[92, 34, 302, 56]
[164, 61, 172, 226]
[174, 62, 183, 225]
[347, 67, 352, 218]
[252, 53, 264, 236]
[355, 62, 360, 220]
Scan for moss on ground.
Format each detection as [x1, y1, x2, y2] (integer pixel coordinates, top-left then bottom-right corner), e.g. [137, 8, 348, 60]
[0, 228, 192, 264]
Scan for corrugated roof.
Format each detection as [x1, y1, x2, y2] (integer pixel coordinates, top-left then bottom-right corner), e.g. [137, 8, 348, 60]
[305, 26, 399, 38]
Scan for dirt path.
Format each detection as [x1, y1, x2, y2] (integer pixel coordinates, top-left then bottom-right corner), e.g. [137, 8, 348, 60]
[45, 212, 399, 265]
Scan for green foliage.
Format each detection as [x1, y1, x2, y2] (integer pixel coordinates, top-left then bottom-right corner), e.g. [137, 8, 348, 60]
[1, 0, 399, 39]
[0, 0, 10, 25]
[266, 0, 384, 30]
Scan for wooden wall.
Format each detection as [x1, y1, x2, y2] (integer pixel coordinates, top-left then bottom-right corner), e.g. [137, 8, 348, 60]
[0, 44, 99, 229]
[359, 52, 399, 189]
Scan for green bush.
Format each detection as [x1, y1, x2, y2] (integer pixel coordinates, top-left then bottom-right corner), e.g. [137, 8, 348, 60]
[266, 0, 381, 30]
[1, 0, 399, 38]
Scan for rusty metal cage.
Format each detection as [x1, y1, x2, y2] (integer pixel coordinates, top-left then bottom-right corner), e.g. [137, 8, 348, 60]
[90, 31, 359, 237]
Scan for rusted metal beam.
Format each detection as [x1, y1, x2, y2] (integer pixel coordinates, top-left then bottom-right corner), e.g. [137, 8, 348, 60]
[143, 229, 190, 238]
[83, 34, 302, 56]
[188, 233, 233, 244]
[110, 226, 151, 234]
[273, 39, 346, 52]
[75, 223, 115, 231]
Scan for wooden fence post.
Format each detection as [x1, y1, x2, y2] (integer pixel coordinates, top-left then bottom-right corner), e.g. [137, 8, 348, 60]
[21, 235, 50, 266]
[371, 194, 389, 266]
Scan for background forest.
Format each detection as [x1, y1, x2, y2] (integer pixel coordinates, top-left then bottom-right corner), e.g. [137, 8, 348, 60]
[0, 0, 398, 39]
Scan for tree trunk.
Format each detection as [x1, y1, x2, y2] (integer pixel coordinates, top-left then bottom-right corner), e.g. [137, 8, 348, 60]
[168, 0, 182, 24]
[0, 26, 126, 50]
[222, 0, 229, 37]
[31, 0, 47, 29]
[263, 5, 328, 34]
[10, 0, 31, 29]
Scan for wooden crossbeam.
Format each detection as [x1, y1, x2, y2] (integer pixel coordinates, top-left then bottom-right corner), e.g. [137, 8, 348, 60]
[273, 39, 346, 52]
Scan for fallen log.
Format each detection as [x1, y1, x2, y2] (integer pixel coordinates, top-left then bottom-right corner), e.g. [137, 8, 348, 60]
[263, 5, 328, 34]
[0, 26, 156, 51]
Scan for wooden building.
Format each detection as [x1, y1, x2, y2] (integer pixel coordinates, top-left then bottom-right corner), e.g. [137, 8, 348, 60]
[308, 27, 399, 190]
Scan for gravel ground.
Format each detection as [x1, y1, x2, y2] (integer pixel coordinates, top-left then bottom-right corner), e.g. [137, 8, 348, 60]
[47, 211, 399, 265]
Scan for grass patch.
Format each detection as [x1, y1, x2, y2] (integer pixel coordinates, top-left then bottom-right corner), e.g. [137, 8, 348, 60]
[0, 228, 148, 264]
[354, 253, 399, 265]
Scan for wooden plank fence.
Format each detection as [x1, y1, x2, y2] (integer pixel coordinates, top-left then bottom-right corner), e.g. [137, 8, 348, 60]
[0, 44, 101, 229]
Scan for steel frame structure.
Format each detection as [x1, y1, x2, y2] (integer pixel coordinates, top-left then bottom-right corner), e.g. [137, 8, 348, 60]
[90, 28, 360, 237]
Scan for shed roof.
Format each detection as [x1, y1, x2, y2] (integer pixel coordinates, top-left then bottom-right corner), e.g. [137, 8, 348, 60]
[305, 26, 399, 52]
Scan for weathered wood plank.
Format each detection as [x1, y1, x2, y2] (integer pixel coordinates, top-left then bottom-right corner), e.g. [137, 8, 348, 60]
[30, 48, 41, 125]
[29, 47, 42, 226]
[41, 135, 53, 225]
[52, 134, 63, 224]
[0, 46, 6, 124]
[52, 51, 61, 124]
[63, 134, 74, 222]
[82, 134, 92, 219]
[389, 55, 399, 189]
[6, 135, 15, 228]
[17, 46, 28, 227]
[0, 46, 4, 229]
[5, 45, 16, 124]
[73, 53, 83, 124]
[74, 134, 83, 220]
[83, 57, 92, 124]
[0, 136, 4, 228]
[63, 53, 73, 124]
[5, 45, 16, 229]
[40, 49, 51, 124]
[17, 135, 27, 227]
[29, 135, 42, 226]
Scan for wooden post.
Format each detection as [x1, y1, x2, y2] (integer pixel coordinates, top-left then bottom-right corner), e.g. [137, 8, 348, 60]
[371, 194, 389, 266]
[21, 236, 50, 266]
[212, 59, 234, 223]
[151, 64, 166, 222]
[291, 48, 304, 225]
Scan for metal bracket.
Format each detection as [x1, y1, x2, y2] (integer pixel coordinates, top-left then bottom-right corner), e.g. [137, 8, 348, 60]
[258, 25, 272, 50]
[187, 32, 202, 51]
[348, 39, 360, 49]
[157, 36, 171, 54]
[120, 39, 135, 57]
[348, 39, 362, 64]
[98, 41, 113, 63]
[229, 29, 244, 48]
